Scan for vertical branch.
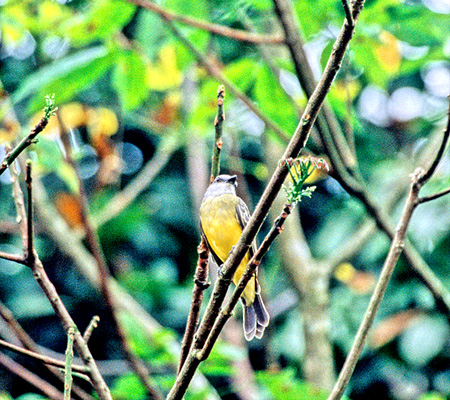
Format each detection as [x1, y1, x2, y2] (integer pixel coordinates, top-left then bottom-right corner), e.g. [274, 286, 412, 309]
[21, 162, 113, 400]
[178, 239, 209, 372]
[26, 160, 35, 266]
[210, 86, 225, 182]
[64, 326, 75, 400]
[179, 86, 225, 372]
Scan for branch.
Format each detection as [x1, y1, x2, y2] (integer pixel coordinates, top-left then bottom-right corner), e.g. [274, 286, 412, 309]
[83, 315, 100, 342]
[19, 162, 113, 400]
[26, 160, 35, 266]
[64, 326, 76, 400]
[127, 0, 285, 45]
[0, 300, 94, 400]
[273, 0, 359, 180]
[328, 103, 450, 400]
[179, 86, 226, 373]
[165, 21, 291, 142]
[178, 238, 210, 373]
[0, 94, 57, 177]
[417, 186, 450, 204]
[168, 3, 366, 396]
[0, 351, 64, 400]
[0, 338, 89, 375]
[57, 115, 164, 400]
[210, 85, 225, 182]
[341, 0, 354, 27]
[417, 99, 450, 185]
[0, 251, 26, 264]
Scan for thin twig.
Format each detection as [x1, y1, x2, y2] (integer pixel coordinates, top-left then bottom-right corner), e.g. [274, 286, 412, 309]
[0, 351, 64, 400]
[10, 160, 28, 250]
[168, 2, 366, 398]
[210, 85, 225, 182]
[64, 326, 75, 400]
[127, 0, 284, 45]
[83, 316, 101, 343]
[0, 339, 89, 374]
[179, 86, 226, 373]
[328, 101, 450, 400]
[19, 162, 112, 400]
[26, 160, 35, 266]
[417, 187, 450, 204]
[57, 114, 164, 400]
[0, 301, 93, 400]
[0, 95, 56, 176]
[417, 101, 450, 185]
[178, 238, 209, 373]
[0, 251, 26, 264]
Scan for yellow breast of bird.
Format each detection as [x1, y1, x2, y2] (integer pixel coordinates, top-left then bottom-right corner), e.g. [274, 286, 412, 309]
[200, 194, 255, 305]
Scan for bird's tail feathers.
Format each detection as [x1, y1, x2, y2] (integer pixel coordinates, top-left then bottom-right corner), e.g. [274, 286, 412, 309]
[243, 293, 270, 341]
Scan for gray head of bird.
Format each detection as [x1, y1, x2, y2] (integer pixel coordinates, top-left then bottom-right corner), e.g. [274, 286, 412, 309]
[203, 174, 238, 198]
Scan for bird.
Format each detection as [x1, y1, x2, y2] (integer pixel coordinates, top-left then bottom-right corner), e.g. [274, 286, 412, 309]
[200, 174, 269, 340]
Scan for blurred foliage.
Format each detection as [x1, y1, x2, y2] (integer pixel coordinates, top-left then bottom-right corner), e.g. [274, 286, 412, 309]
[0, 0, 450, 399]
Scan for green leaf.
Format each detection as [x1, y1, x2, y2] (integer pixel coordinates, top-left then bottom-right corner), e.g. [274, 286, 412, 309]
[166, 0, 208, 19]
[223, 57, 259, 92]
[111, 375, 147, 400]
[113, 50, 148, 112]
[13, 46, 116, 115]
[257, 369, 330, 400]
[59, 0, 136, 47]
[253, 64, 297, 133]
[294, 0, 341, 38]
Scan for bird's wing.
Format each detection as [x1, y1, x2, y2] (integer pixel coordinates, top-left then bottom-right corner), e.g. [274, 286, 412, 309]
[200, 221, 224, 266]
[235, 197, 256, 258]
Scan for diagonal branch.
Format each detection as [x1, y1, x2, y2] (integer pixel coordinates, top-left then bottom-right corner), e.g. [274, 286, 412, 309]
[164, 20, 291, 142]
[18, 162, 113, 400]
[0, 351, 64, 400]
[0, 339, 89, 375]
[0, 95, 56, 177]
[127, 0, 285, 45]
[168, 2, 366, 398]
[57, 114, 164, 400]
[328, 100, 450, 400]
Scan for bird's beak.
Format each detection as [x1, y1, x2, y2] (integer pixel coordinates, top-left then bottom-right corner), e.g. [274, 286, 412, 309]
[228, 175, 238, 186]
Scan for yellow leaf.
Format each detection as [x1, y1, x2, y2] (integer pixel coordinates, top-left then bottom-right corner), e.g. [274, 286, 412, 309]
[331, 80, 361, 102]
[87, 107, 119, 138]
[1, 23, 26, 45]
[38, 0, 67, 27]
[60, 102, 89, 129]
[375, 31, 401, 74]
[334, 262, 355, 284]
[146, 45, 183, 91]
